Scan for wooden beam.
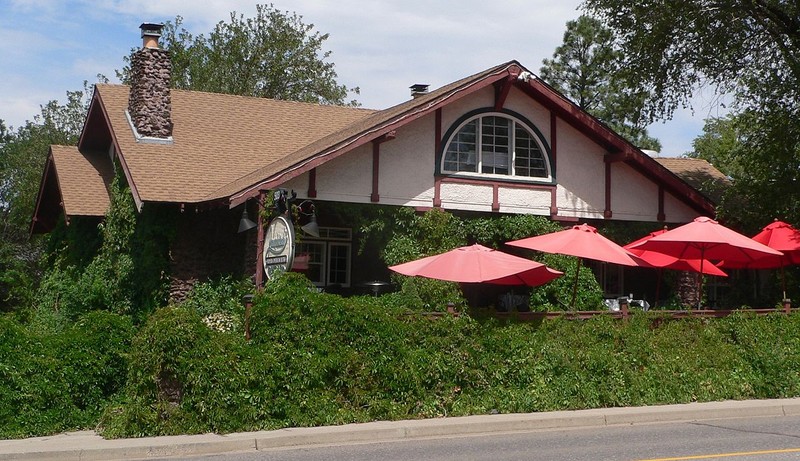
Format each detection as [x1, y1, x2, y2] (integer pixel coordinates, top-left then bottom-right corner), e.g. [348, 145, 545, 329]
[604, 151, 628, 163]
[307, 168, 317, 198]
[371, 141, 380, 202]
[494, 76, 514, 111]
[550, 112, 557, 175]
[254, 190, 266, 287]
[604, 161, 613, 218]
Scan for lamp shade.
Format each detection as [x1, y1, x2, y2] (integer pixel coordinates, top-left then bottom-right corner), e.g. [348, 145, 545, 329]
[238, 209, 257, 233]
[301, 216, 320, 238]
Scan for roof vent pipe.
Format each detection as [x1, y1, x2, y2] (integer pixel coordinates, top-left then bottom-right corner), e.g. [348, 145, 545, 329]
[410, 84, 429, 98]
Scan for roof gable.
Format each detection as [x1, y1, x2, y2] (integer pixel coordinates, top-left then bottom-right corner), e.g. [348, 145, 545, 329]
[31, 146, 113, 233]
[74, 61, 715, 217]
[91, 84, 376, 206]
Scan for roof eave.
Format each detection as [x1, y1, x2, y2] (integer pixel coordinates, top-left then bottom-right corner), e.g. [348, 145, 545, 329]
[224, 62, 526, 207]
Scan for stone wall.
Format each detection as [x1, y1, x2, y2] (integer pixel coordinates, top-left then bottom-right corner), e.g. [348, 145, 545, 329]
[169, 207, 250, 302]
[128, 47, 173, 138]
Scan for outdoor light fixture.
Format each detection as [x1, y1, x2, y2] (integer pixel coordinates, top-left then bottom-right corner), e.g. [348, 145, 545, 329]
[237, 190, 320, 237]
[238, 207, 257, 233]
[297, 200, 320, 238]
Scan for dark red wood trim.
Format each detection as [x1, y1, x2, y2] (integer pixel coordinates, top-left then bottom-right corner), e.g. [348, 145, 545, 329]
[604, 161, 613, 219]
[604, 151, 628, 163]
[492, 185, 500, 211]
[435, 108, 442, 157]
[439, 176, 556, 192]
[434, 109, 442, 208]
[30, 152, 55, 235]
[517, 78, 715, 217]
[433, 176, 442, 207]
[307, 168, 317, 198]
[494, 76, 514, 111]
[550, 112, 557, 174]
[658, 186, 666, 221]
[229, 66, 520, 207]
[553, 215, 580, 223]
[371, 141, 380, 202]
[254, 191, 266, 287]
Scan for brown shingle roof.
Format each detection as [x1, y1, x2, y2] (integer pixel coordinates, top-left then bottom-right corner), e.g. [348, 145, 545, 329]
[217, 61, 519, 204]
[655, 157, 730, 202]
[655, 157, 728, 183]
[96, 84, 376, 204]
[51, 145, 113, 216]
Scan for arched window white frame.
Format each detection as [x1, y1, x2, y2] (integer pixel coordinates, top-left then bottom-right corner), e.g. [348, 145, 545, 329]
[441, 113, 551, 181]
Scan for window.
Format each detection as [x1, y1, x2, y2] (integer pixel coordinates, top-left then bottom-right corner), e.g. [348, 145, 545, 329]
[442, 113, 550, 180]
[295, 227, 352, 288]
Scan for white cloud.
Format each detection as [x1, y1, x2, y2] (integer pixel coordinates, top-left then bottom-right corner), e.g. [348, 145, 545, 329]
[0, 0, 722, 157]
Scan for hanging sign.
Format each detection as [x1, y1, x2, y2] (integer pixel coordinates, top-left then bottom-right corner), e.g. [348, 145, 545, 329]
[263, 215, 295, 281]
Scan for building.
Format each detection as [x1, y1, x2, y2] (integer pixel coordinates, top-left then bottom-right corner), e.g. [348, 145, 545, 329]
[31, 23, 718, 300]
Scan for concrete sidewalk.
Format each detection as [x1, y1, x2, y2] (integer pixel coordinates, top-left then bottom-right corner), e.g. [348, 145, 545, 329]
[3, 398, 800, 461]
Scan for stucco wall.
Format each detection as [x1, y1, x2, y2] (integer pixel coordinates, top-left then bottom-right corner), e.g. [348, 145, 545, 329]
[279, 85, 702, 224]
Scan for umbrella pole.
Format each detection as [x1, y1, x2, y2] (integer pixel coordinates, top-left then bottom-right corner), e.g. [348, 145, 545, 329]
[697, 251, 705, 309]
[655, 268, 662, 309]
[570, 257, 582, 310]
[780, 262, 787, 300]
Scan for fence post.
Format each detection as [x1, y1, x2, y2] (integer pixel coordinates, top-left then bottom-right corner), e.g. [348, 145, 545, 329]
[784, 298, 792, 314]
[243, 294, 254, 340]
[618, 297, 629, 320]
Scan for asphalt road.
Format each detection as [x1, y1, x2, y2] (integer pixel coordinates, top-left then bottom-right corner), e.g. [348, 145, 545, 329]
[151, 414, 800, 461]
[5, 399, 800, 461]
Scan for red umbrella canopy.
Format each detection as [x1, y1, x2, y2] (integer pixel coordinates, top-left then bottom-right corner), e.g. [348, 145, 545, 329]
[627, 217, 783, 263]
[720, 220, 800, 269]
[389, 244, 563, 286]
[625, 229, 728, 277]
[506, 223, 641, 266]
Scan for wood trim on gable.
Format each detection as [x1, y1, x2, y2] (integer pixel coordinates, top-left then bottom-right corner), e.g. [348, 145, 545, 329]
[228, 65, 520, 208]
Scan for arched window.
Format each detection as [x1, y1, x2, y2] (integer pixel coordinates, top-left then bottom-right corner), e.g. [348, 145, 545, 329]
[441, 113, 551, 180]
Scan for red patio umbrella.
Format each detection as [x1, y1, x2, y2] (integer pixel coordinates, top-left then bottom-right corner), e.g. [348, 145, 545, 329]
[627, 217, 783, 307]
[719, 219, 800, 298]
[625, 229, 728, 277]
[625, 228, 728, 307]
[506, 224, 641, 308]
[389, 244, 563, 286]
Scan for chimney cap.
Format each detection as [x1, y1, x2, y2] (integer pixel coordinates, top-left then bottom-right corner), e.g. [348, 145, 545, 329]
[140, 22, 164, 37]
[410, 83, 429, 98]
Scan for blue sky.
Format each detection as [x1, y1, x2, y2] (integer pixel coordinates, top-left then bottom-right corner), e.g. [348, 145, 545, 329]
[0, 0, 726, 156]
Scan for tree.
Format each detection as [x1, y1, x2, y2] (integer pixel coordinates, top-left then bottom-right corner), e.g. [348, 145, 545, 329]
[582, 0, 800, 123]
[583, 1, 800, 229]
[540, 15, 661, 151]
[0, 85, 94, 313]
[691, 109, 800, 233]
[118, 4, 359, 106]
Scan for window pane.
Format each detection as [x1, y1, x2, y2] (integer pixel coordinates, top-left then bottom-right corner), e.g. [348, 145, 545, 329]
[443, 121, 477, 172]
[513, 125, 547, 177]
[328, 244, 350, 285]
[481, 116, 510, 174]
[297, 242, 325, 285]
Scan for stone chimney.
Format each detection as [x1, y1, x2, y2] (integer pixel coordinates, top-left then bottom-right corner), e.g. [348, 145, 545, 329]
[128, 23, 173, 139]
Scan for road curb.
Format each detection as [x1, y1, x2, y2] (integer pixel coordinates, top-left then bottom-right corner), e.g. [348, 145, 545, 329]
[3, 398, 800, 460]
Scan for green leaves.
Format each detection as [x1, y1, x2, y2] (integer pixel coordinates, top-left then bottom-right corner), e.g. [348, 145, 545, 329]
[540, 15, 661, 151]
[118, 6, 358, 106]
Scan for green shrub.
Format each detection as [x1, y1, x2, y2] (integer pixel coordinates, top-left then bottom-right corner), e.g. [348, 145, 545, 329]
[59, 275, 800, 438]
[0, 311, 133, 438]
[180, 275, 253, 333]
